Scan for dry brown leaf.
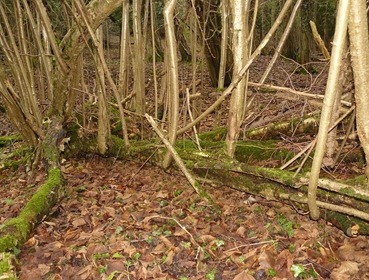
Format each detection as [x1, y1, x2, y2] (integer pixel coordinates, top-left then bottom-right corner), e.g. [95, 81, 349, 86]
[200, 234, 216, 243]
[92, 244, 109, 255]
[64, 228, 81, 241]
[152, 243, 166, 255]
[74, 265, 93, 280]
[37, 264, 51, 276]
[106, 260, 126, 274]
[156, 190, 169, 198]
[137, 265, 148, 279]
[330, 261, 360, 280]
[103, 206, 116, 217]
[236, 226, 247, 237]
[84, 190, 98, 198]
[23, 236, 38, 248]
[177, 260, 196, 268]
[258, 251, 275, 269]
[336, 239, 368, 262]
[233, 270, 256, 280]
[159, 235, 175, 249]
[165, 249, 175, 265]
[72, 217, 87, 227]
[109, 241, 131, 253]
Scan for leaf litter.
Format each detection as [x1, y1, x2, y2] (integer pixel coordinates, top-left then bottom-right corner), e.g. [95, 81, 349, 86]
[1, 156, 369, 279]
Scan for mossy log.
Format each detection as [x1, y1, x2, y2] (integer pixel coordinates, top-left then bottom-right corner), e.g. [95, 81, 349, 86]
[0, 118, 66, 278]
[65, 130, 369, 236]
[0, 168, 64, 252]
[189, 159, 369, 236]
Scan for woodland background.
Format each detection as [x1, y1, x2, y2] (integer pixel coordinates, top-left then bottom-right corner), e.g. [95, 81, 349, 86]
[2, 0, 369, 279]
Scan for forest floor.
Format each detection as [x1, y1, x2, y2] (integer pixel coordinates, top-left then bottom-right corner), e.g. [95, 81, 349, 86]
[1, 55, 368, 280]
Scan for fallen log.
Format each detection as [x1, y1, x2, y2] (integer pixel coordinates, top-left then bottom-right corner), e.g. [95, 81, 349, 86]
[189, 157, 369, 236]
[65, 129, 369, 236]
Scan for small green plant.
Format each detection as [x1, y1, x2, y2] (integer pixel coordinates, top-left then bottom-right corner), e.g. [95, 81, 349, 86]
[181, 241, 191, 249]
[254, 206, 263, 213]
[267, 268, 277, 277]
[132, 252, 141, 261]
[163, 230, 172, 237]
[152, 229, 162, 236]
[161, 254, 168, 263]
[210, 239, 225, 251]
[291, 264, 305, 278]
[97, 265, 108, 274]
[115, 226, 124, 236]
[159, 200, 168, 207]
[248, 230, 256, 237]
[277, 214, 294, 238]
[146, 235, 154, 244]
[214, 239, 225, 248]
[238, 256, 246, 264]
[4, 198, 14, 206]
[189, 202, 197, 211]
[12, 247, 21, 257]
[111, 252, 123, 259]
[206, 268, 216, 280]
[291, 264, 317, 279]
[289, 243, 295, 253]
[124, 259, 133, 268]
[203, 249, 211, 261]
[179, 276, 189, 280]
[106, 271, 119, 280]
[174, 189, 183, 197]
[92, 252, 110, 261]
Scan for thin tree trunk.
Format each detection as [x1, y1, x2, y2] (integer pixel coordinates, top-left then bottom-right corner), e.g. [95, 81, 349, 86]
[226, 0, 250, 157]
[118, 0, 130, 100]
[348, 0, 369, 185]
[162, 0, 179, 169]
[308, 0, 349, 220]
[218, 0, 229, 90]
[132, 0, 146, 115]
[95, 26, 110, 154]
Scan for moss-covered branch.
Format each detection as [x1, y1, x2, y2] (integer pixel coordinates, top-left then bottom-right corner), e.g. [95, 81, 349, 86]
[0, 168, 64, 252]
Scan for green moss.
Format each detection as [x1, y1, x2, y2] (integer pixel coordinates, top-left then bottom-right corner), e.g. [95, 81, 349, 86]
[253, 166, 297, 186]
[0, 135, 21, 147]
[198, 127, 227, 142]
[235, 140, 295, 164]
[344, 175, 368, 187]
[0, 168, 63, 252]
[0, 253, 17, 279]
[20, 168, 61, 216]
[0, 235, 18, 253]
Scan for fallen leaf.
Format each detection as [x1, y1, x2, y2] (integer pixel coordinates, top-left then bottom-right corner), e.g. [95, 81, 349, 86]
[330, 261, 360, 280]
[236, 226, 246, 237]
[258, 251, 275, 269]
[233, 270, 256, 280]
[72, 217, 87, 227]
[38, 264, 51, 276]
[164, 249, 175, 265]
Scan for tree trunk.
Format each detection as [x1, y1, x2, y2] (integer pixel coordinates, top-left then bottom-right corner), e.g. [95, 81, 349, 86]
[348, 0, 369, 184]
[162, 0, 180, 169]
[226, 0, 250, 157]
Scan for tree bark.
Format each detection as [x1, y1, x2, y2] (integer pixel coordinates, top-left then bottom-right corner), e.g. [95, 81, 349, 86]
[226, 0, 250, 157]
[348, 0, 369, 184]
